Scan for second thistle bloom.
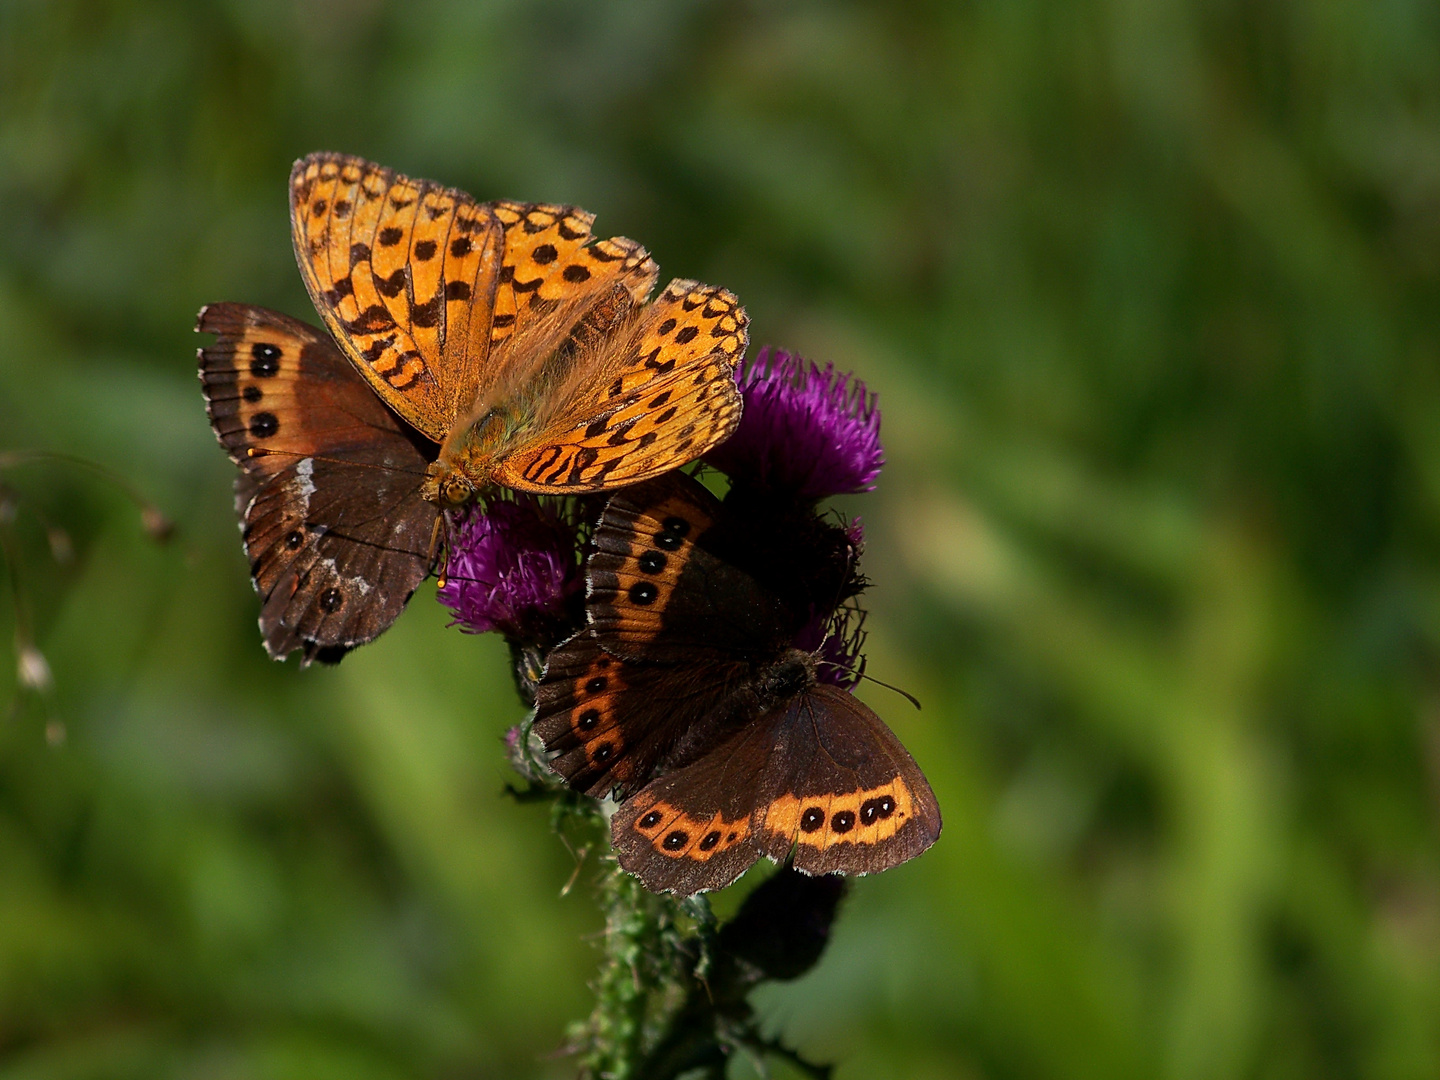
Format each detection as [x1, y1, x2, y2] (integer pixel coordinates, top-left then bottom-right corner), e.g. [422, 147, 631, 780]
[437, 496, 582, 639]
[706, 347, 884, 501]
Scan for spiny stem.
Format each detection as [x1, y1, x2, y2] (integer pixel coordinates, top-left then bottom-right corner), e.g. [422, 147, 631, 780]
[509, 676, 834, 1079]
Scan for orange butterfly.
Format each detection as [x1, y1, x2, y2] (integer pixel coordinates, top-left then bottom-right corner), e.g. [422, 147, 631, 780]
[290, 153, 748, 501]
[198, 153, 747, 662]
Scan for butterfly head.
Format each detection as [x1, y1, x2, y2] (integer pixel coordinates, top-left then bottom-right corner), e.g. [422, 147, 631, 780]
[421, 461, 478, 507]
[422, 404, 533, 505]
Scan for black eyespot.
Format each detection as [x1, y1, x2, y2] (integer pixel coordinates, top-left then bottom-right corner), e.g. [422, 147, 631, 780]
[800, 807, 825, 833]
[585, 676, 608, 693]
[577, 708, 600, 731]
[639, 811, 664, 829]
[628, 582, 658, 605]
[661, 516, 691, 538]
[249, 342, 281, 377]
[592, 742, 614, 764]
[699, 831, 722, 851]
[877, 795, 896, 818]
[248, 412, 278, 438]
[831, 810, 856, 834]
[637, 550, 667, 574]
[285, 530, 304, 550]
[663, 830, 689, 851]
[318, 587, 343, 613]
[242, 385, 262, 403]
[654, 531, 683, 551]
[860, 798, 883, 825]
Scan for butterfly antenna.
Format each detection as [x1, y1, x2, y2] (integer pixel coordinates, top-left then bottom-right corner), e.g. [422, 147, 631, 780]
[815, 655, 921, 710]
[245, 446, 429, 478]
[853, 668, 922, 711]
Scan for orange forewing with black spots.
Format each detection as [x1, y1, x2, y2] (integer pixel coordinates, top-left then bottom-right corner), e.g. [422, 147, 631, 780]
[291, 154, 505, 441]
[534, 473, 940, 896]
[197, 303, 437, 664]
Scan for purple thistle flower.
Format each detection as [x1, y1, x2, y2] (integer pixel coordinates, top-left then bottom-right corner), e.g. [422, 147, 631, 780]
[437, 497, 582, 638]
[706, 347, 883, 501]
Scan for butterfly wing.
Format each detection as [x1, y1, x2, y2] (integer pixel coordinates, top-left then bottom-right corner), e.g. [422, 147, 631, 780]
[291, 153, 504, 442]
[584, 472, 793, 664]
[291, 153, 659, 445]
[493, 280, 748, 493]
[755, 684, 941, 877]
[534, 473, 778, 794]
[533, 630, 749, 798]
[611, 710, 779, 896]
[488, 199, 658, 348]
[612, 684, 941, 895]
[197, 303, 438, 664]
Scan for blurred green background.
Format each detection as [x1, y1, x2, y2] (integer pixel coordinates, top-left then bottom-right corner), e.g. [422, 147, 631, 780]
[4, 1, 1440, 1077]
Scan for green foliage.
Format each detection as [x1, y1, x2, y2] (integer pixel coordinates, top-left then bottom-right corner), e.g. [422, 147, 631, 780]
[4, 0, 1440, 1076]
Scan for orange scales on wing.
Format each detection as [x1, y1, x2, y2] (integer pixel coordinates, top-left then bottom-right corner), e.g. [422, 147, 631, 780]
[289, 152, 746, 506]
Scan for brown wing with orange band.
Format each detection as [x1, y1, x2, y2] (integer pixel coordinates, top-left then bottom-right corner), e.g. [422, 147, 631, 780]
[612, 685, 940, 895]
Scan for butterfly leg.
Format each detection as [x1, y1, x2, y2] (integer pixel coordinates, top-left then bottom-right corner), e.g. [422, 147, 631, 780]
[428, 513, 449, 586]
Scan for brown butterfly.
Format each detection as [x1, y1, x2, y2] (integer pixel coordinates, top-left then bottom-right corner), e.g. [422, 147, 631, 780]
[533, 473, 941, 896]
[198, 153, 747, 662]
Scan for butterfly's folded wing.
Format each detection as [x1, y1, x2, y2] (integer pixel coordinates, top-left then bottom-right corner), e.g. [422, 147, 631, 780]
[534, 630, 750, 799]
[612, 684, 941, 895]
[291, 152, 658, 444]
[492, 280, 748, 493]
[197, 302, 438, 664]
[535, 473, 791, 795]
[584, 473, 793, 664]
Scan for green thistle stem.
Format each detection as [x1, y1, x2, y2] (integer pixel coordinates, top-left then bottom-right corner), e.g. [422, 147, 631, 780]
[510, 690, 835, 1079]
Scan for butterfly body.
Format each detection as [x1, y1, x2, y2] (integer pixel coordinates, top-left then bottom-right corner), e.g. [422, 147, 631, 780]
[200, 152, 750, 662]
[419, 400, 527, 505]
[534, 474, 940, 895]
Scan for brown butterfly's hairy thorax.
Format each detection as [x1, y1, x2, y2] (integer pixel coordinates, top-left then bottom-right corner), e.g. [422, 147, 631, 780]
[751, 649, 817, 708]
